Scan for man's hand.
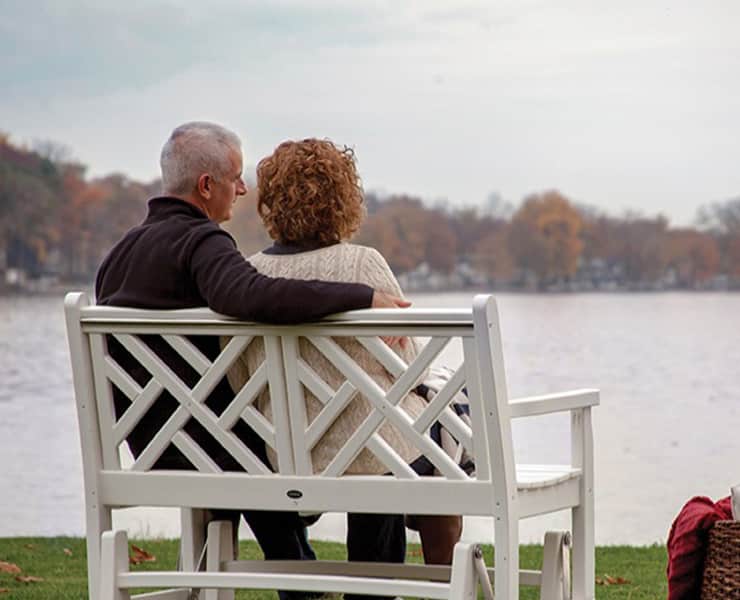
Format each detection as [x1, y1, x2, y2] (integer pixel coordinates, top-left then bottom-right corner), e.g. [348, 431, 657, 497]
[371, 290, 411, 309]
[371, 291, 411, 349]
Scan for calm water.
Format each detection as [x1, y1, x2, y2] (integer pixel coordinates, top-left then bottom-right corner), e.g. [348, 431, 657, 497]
[1, 291, 738, 545]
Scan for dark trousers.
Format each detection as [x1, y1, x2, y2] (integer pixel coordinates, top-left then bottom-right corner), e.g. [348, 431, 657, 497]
[346, 512, 406, 600]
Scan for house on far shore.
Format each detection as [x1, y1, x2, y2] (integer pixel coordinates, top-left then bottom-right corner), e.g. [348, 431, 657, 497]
[0, 237, 62, 294]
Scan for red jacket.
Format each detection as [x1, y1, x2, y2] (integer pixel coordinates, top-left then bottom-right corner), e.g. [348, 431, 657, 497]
[666, 495, 733, 600]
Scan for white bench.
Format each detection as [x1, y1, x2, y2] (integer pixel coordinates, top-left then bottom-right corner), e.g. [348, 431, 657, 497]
[64, 292, 598, 600]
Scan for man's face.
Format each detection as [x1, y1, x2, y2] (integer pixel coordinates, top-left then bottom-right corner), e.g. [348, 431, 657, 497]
[208, 148, 247, 223]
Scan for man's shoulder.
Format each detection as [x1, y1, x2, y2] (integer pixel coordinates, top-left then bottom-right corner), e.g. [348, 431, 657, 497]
[155, 210, 236, 250]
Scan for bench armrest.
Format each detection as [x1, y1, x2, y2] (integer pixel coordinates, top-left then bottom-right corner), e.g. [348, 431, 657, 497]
[509, 389, 599, 418]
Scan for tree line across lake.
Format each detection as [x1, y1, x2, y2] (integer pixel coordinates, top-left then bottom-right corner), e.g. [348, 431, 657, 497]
[1, 133, 739, 291]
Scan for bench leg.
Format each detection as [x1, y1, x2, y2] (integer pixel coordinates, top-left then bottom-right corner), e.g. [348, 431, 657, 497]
[100, 530, 131, 600]
[571, 408, 595, 600]
[494, 514, 519, 599]
[204, 520, 235, 600]
[541, 531, 571, 600]
[571, 503, 594, 600]
[449, 542, 477, 600]
[180, 508, 208, 572]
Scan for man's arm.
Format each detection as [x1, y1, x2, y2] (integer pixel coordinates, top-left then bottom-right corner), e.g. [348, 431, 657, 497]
[191, 230, 374, 323]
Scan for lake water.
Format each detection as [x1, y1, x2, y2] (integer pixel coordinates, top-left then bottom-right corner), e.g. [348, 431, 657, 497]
[1, 291, 738, 546]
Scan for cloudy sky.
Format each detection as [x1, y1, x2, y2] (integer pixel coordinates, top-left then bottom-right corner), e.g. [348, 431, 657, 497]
[3, 0, 739, 224]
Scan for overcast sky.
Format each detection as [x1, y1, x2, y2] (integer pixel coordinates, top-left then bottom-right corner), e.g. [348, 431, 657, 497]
[3, 0, 739, 224]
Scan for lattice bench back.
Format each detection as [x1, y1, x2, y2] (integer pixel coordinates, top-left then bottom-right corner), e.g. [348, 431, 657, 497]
[65, 293, 516, 519]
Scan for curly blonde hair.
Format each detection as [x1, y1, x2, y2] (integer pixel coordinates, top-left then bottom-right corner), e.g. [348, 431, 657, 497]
[256, 139, 365, 244]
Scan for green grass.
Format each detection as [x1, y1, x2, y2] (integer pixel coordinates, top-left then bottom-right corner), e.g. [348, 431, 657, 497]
[0, 537, 667, 599]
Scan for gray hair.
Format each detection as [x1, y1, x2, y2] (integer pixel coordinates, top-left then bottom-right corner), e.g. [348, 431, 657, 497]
[160, 122, 242, 196]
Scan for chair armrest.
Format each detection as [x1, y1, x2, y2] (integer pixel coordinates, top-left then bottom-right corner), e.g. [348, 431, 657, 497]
[509, 389, 599, 418]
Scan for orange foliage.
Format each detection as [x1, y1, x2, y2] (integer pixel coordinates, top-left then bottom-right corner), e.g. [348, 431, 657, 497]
[2, 132, 740, 288]
[664, 229, 721, 285]
[508, 191, 583, 284]
[356, 196, 457, 274]
[473, 228, 514, 281]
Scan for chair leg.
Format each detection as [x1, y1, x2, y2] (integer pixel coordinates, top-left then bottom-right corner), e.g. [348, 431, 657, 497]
[571, 503, 594, 600]
[100, 530, 130, 600]
[449, 542, 477, 600]
[204, 520, 234, 600]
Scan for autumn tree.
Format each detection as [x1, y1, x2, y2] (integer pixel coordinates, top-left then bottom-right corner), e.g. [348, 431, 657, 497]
[697, 197, 740, 283]
[614, 214, 671, 285]
[472, 226, 514, 283]
[508, 191, 584, 287]
[0, 138, 63, 274]
[357, 195, 458, 274]
[448, 207, 506, 262]
[663, 229, 720, 287]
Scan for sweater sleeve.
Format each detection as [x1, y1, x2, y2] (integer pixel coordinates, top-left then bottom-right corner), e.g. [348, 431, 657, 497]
[190, 230, 373, 323]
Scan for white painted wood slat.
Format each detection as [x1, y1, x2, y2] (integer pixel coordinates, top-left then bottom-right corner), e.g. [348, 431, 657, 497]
[103, 356, 142, 401]
[435, 407, 474, 454]
[173, 398, 273, 475]
[118, 572, 451, 600]
[264, 336, 295, 475]
[461, 337, 490, 481]
[171, 431, 221, 473]
[355, 335, 408, 377]
[412, 365, 466, 433]
[162, 334, 212, 376]
[217, 363, 268, 428]
[112, 378, 163, 444]
[296, 359, 335, 404]
[282, 336, 311, 475]
[310, 336, 466, 480]
[89, 334, 121, 470]
[235, 405, 277, 451]
[189, 335, 252, 403]
[114, 333, 270, 474]
[305, 382, 357, 449]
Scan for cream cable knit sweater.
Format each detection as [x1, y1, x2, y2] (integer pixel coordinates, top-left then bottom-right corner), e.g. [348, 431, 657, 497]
[226, 243, 427, 475]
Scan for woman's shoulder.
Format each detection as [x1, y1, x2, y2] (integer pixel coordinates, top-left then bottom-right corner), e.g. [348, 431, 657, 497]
[247, 249, 269, 267]
[339, 243, 386, 261]
[247, 243, 391, 278]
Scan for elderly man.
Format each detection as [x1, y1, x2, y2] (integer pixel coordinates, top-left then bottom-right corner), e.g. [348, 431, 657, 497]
[95, 122, 408, 599]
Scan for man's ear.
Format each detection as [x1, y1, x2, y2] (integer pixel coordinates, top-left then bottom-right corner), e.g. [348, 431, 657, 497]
[196, 173, 211, 199]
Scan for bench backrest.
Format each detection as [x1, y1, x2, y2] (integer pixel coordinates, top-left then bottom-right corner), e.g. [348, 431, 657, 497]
[64, 292, 516, 519]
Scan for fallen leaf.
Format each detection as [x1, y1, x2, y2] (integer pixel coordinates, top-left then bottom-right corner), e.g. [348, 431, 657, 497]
[0, 562, 21, 575]
[596, 574, 631, 586]
[129, 544, 156, 565]
[63, 548, 73, 556]
[15, 576, 43, 584]
[0, 588, 9, 594]
[24, 544, 35, 550]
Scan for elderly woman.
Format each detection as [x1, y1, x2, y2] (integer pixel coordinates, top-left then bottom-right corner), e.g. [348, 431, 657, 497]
[227, 139, 461, 571]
